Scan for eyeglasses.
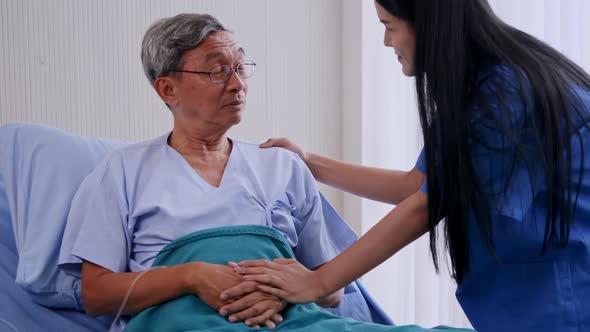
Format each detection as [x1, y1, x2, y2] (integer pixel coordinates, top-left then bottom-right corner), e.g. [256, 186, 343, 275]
[170, 61, 256, 84]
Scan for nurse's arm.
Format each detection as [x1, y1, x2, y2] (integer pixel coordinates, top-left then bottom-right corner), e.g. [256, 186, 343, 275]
[304, 152, 425, 205]
[313, 270, 345, 308]
[224, 190, 429, 304]
[315, 290, 344, 308]
[317, 190, 429, 295]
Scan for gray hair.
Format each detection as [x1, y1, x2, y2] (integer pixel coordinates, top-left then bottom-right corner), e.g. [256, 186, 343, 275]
[141, 13, 228, 86]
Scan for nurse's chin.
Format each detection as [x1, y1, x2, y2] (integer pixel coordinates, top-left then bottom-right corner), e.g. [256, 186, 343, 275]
[400, 66, 416, 77]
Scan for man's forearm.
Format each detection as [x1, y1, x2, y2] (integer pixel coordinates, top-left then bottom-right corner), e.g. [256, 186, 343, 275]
[82, 261, 197, 317]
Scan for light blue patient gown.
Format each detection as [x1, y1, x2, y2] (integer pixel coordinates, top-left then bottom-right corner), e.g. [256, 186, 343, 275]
[58, 134, 340, 327]
[415, 65, 590, 332]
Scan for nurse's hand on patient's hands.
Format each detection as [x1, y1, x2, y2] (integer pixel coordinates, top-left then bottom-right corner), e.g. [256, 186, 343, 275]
[260, 138, 307, 163]
[186, 262, 284, 329]
[222, 259, 324, 305]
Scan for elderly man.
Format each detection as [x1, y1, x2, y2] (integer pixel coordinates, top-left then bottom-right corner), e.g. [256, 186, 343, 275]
[59, 13, 344, 330]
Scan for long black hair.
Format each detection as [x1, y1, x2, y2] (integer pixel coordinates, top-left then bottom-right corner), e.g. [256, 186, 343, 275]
[377, 0, 590, 282]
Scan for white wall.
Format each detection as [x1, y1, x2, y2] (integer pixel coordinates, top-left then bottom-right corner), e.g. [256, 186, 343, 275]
[0, 0, 345, 219]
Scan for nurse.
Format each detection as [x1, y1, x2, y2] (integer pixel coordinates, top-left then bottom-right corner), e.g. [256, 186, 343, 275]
[222, 0, 590, 331]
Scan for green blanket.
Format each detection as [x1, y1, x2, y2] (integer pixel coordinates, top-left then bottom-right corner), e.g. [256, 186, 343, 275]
[125, 225, 473, 332]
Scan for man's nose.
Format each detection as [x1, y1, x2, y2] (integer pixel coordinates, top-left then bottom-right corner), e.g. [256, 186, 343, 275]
[226, 68, 246, 91]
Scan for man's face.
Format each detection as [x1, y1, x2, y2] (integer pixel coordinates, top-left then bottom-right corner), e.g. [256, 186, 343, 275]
[169, 31, 249, 131]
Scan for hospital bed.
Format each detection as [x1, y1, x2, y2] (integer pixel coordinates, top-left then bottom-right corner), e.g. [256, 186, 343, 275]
[0, 122, 392, 331]
[0, 201, 109, 331]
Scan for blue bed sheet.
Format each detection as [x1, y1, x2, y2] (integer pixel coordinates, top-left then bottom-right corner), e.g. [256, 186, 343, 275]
[0, 207, 109, 332]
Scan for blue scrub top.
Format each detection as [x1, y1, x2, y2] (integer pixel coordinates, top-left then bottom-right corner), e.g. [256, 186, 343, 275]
[415, 65, 590, 332]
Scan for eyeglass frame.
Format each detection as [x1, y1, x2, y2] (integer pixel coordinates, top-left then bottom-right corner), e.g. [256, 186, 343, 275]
[169, 61, 256, 84]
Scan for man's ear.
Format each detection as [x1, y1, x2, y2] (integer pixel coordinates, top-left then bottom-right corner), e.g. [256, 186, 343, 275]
[154, 76, 178, 107]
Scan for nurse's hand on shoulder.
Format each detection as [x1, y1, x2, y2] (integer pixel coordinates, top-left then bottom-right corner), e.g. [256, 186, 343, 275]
[260, 138, 307, 163]
[222, 258, 324, 304]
